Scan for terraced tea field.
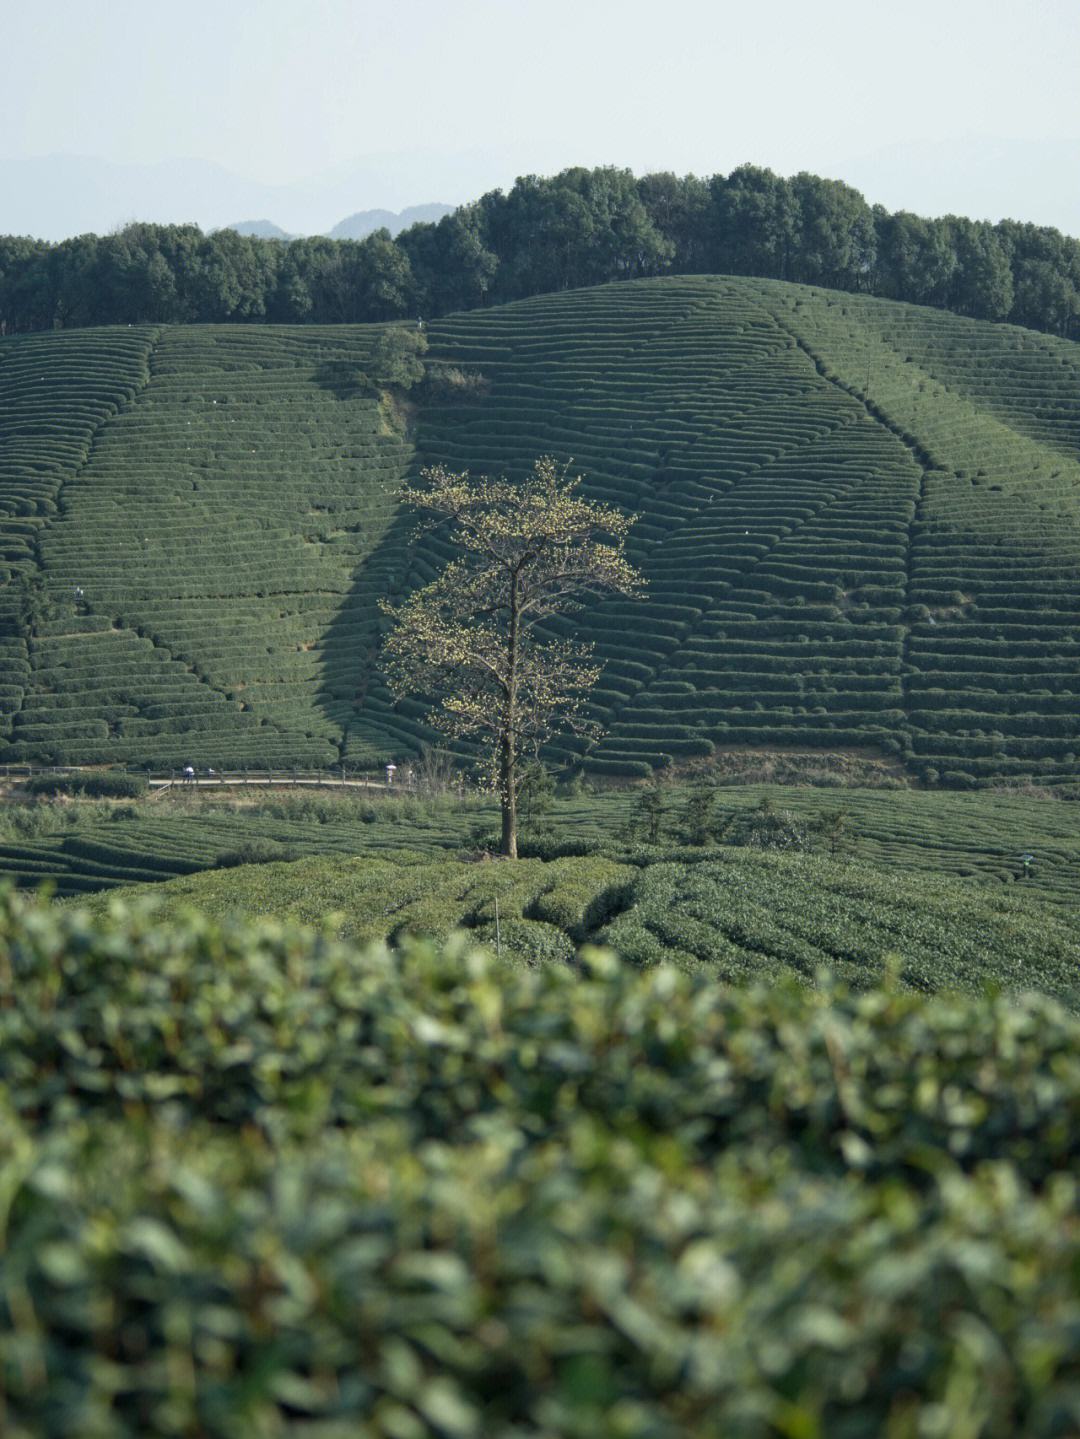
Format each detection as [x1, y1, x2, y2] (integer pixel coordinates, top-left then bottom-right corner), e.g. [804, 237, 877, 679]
[404, 278, 1080, 784]
[0, 326, 412, 767]
[2, 277, 1080, 781]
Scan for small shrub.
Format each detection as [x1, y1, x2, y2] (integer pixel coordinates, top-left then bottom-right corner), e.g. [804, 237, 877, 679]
[622, 783, 667, 844]
[518, 762, 555, 822]
[420, 362, 490, 401]
[25, 772, 146, 799]
[942, 769, 978, 790]
[214, 840, 300, 869]
[721, 796, 814, 852]
[678, 785, 718, 845]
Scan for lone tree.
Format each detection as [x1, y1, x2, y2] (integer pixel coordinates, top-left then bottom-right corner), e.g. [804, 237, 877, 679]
[380, 457, 644, 857]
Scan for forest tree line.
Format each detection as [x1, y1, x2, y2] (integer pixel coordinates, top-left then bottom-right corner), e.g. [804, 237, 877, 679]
[1, 164, 1078, 340]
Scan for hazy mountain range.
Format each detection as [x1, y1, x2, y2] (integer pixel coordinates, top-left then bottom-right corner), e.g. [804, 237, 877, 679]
[0, 153, 464, 241]
[226, 205, 455, 242]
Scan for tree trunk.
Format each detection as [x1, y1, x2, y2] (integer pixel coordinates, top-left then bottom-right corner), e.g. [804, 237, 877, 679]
[500, 733, 517, 859]
[501, 567, 521, 858]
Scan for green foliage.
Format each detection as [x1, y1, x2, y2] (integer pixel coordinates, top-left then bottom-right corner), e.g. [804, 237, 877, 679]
[419, 360, 490, 400]
[4, 168, 1080, 341]
[4, 888, 1080, 1435]
[623, 782, 667, 844]
[473, 914, 575, 965]
[677, 784, 718, 844]
[367, 324, 427, 388]
[599, 847, 1080, 1005]
[2, 778, 1078, 915]
[718, 795, 815, 852]
[88, 851, 627, 950]
[0, 779, 1077, 928]
[213, 838, 300, 868]
[78, 840, 1080, 1010]
[13, 572, 55, 635]
[24, 771, 146, 798]
[812, 806, 855, 854]
[517, 761, 555, 820]
[0, 323, 413, 769]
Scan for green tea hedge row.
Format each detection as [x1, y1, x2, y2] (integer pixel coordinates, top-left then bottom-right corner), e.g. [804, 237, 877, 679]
[3, 890, 1080, 1435]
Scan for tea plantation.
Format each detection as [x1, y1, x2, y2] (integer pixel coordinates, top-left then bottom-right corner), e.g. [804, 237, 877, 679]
[0, 776, 1069, 912]
[0, 325, 413, 767]
[79, 843, 1080, 1007]
[2, 276, 1080, 783]
[4, 888, 1080, 1435]
[7, 271, 1080, 1438]
[4, 780, 1080, 908]
[409, 277, 1080, 784]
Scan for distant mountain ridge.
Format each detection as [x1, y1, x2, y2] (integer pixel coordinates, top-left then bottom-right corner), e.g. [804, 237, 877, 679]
[327, 204, 454, 239]
[3, 140, 1079, 243]
[0, 150, 477, 240]
[225, 219, 295, 240]
[225, 204, 455, 242]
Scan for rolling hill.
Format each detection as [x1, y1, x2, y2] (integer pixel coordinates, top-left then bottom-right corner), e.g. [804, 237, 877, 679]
[1, 275, 1079, 781]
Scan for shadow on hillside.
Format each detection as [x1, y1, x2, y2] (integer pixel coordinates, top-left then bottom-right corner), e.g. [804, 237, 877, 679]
[313, 425, 434, 761]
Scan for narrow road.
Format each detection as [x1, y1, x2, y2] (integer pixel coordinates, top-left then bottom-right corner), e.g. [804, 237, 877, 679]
[150, 775, 392, 792]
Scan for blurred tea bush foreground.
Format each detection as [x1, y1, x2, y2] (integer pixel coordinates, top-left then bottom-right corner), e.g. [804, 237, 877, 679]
[2, 887, 1080, 1436]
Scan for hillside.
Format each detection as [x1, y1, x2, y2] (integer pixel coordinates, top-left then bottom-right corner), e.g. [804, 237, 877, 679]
[0, 325, 412, 766]
[2, 276, 1080, 780]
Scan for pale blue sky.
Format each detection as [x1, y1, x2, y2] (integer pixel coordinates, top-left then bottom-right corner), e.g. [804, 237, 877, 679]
[3, 0, 1079, 236]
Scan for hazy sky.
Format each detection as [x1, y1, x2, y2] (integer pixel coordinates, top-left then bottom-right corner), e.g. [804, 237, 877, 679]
[3, 0, 1079, 234]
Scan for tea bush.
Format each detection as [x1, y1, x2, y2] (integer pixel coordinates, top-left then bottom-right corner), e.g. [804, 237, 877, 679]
[3, 890, 1080, 1436]
[24, 771, 146, 799]
[214, 838, 301, 868]
[72, 844, 1080, 1009]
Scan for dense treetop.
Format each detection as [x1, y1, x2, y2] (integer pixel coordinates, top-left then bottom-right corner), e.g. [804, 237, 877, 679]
[2, 164, 1078, 340]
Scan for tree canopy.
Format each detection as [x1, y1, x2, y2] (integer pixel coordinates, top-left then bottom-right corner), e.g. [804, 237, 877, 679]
[380, 458, 644, 857]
